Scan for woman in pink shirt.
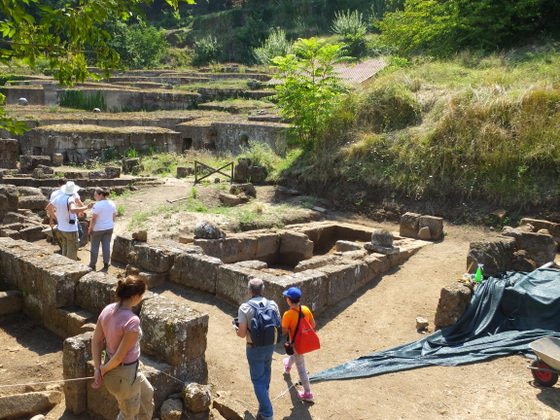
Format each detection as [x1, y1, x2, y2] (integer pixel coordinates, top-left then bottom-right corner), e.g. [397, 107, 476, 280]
[91, 276, 153, 419]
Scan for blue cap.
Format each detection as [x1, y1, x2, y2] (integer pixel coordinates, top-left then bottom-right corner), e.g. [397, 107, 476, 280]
[283, 287, 302, 300]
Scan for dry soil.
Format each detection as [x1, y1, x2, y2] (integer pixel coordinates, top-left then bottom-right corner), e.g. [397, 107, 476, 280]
[1, 178, 560, 420]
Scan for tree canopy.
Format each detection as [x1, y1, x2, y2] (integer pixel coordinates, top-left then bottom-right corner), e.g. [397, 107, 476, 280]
[0, 0, 193, 132]
[377, 0, 560, 57]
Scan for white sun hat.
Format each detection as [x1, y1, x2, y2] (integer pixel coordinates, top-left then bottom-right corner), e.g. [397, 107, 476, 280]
[62, 181, 80, 195]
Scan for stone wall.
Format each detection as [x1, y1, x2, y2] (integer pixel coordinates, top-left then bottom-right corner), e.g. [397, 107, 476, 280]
[213, 121, 288, 155]
[115, 221, 429, 314]
[18, 125, 184, 164]
[0, 237, 209, 417]
[0, 139, 19, 169]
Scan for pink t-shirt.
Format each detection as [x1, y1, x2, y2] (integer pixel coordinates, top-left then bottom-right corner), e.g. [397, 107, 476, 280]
[98, 302, 141, 364]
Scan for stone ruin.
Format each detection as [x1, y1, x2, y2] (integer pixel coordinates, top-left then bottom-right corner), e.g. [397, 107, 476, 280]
[0, 69, 289, 165]
[434, 217, 560, 330]
[0, 215, 442, 418]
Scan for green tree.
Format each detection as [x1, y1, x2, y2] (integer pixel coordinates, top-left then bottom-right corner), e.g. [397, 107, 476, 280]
[106, 22, 169, 69]
[271, 38, 349, 150]
[378, 0, 546, 57]
[0, 0, 192, 133]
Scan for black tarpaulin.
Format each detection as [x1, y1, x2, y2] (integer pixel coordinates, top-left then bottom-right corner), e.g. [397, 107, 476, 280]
[310, 268, 560, 383]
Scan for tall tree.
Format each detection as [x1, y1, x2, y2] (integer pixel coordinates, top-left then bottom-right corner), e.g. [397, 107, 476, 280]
[378, 0, 548, 57]
[0, 0, 193, 133]
[272, 38, 348, 150]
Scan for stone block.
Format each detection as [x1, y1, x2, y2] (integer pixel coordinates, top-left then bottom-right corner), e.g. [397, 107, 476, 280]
[400, 212, 421, 239]
[0, 138, 18, 169]
[516, 231, 558, 267]
[216, 264, 252, 305]
[0, 391, 62, 419]
[254, 233, 280, 263]
[75, 271, 119, 315]
[130, 269, 168, 288]
[434, 282, 473, 330]
[519, 218, 560, 245]
[134, 243, 178, 273]
[318, 264, 359, 305]
[349, 260, 375, 291]
[18, 195, 49, 210]
[279, 231, 314, 266]
[170, 252, 222, 294]
[32, 164, 54, 178]
[0, 290, 22, 315]
[45, 306, 94, 338]
[335, 240, 362, 252]
[104, 166, 121, 178]
[272, 270, 328, 314]
[294, 254, 340, 272]
[161, 398, 183, 420]
[0, 186, 18, 211]
[419, 215, 444, 240]
[0, 229, 21, 239]
[111, 234, 136, 264]
[140, 295, 209, 366]
[19, 224, 47, 241]
[63, 332, 92, 415]
[467, 236, 516, 276]
[19, 154, 51, 171]
[183, 383, 212, 413]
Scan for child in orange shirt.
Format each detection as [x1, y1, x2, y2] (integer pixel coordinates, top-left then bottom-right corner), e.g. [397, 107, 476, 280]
[281, 286, 315, 402]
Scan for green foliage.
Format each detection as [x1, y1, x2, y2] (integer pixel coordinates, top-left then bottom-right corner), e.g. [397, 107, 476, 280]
[124, 148, 138, 158]
[352, 84, 421, 132]
[106, 22, 170, 69]
[253, 27, 293, 65]
[116, 204, 125, 216]
[192, 35, 221, 66]
[331, 10, 368, 58]
[377, 0, 553, 57]
[58, 90, 107, 111]
[271, 37, 349, 150]
[239, 141, 282, 175]
[295, 49, 560, 211]
[0, 0, 193, 134]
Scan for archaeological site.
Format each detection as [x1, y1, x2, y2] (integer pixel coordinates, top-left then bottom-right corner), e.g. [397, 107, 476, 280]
[1, 66, 560, 420]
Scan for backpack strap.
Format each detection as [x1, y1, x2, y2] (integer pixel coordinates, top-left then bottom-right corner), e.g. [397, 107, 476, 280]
[291, 305, 302, 344]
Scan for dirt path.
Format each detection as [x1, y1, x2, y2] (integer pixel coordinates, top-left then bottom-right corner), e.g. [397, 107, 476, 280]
[1, 179, 560, 420]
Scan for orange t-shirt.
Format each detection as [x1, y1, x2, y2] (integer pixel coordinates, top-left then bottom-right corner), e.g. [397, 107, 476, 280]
[282, 305, 314, 340]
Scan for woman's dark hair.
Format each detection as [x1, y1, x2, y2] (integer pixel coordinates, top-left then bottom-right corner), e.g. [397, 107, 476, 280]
[116, 275, 146, 301]
[94, 188, 110, 198]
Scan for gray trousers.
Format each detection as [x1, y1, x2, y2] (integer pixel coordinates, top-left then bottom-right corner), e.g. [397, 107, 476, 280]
[89, 228, 113, 267]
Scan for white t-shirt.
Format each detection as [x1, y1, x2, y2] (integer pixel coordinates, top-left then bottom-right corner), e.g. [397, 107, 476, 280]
[51, 194, 78, 232]
[91, 199, 117, 231]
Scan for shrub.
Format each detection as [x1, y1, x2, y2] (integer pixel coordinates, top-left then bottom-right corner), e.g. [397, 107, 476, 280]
[192, 35, 220, 66]
[331, 10, 368, 58]
[253, 27, 293, 65]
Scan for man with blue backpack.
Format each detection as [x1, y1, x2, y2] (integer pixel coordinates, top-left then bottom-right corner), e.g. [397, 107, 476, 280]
[234, 278, 281, 420]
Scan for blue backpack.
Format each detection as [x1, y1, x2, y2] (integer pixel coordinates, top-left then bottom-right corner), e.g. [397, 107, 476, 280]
[247, 300, 282, 346]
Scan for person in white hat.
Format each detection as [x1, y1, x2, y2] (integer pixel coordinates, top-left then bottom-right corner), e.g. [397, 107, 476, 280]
[46, 181, 93, 260]
[48, 178, 87, 246]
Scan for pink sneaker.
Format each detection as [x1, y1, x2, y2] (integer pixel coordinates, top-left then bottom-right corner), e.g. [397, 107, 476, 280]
[283, 357, 291, 373]
[298, 391, 314, 402]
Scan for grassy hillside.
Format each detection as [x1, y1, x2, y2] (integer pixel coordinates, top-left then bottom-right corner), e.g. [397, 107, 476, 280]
[278, 45, 560, 225]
